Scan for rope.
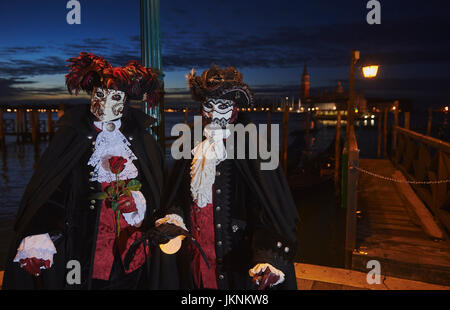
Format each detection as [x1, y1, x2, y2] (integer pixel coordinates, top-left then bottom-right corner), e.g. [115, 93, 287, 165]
[353, 166, 450, 184]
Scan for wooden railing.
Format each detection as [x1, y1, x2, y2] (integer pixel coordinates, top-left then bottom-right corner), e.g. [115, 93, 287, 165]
[392, 126, 450, 231]
[341, 125, 360, 268]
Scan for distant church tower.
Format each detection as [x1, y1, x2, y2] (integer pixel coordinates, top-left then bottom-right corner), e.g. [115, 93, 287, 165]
[301, 64, 310, 100]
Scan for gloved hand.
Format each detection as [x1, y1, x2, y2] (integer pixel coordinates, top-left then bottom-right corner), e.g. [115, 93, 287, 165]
[249, 263, 285, 290]
[13, 233, 57, 277]
[154, 214, 188, 254]
[19, 257, 51, 277]
[117, 195, 137, 213]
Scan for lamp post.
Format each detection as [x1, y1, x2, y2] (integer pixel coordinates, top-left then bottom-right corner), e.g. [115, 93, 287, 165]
[347, 50, 360, 138]
[140, 0, 165, 148]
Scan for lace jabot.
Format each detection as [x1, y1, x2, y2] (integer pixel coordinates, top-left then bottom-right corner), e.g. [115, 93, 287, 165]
[88, 119, 138, 183]
[190, 127, 231, 208]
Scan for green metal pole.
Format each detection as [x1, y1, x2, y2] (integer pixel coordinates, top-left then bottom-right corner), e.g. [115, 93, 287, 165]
[140, 0, 165, 148]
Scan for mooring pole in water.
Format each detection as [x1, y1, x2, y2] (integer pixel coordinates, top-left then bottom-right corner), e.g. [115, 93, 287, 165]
[31, 109, 40, 146]
[47, 109, 54, 140]
[140, 0, 165, 149]
[334, 110, 341, 190]
[15, 108, 22, 143]
[281, 103, 290, 174]
[305, 110, 310, 149]
[23, 108, 28, 142]
[0, 108, 5, 147]
[347, 50, 359, 140]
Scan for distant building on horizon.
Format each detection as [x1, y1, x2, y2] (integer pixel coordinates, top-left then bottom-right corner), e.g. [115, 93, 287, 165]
[300, 64, 310, 101]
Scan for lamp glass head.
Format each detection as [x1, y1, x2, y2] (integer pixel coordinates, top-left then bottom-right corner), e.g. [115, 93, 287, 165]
[362, 65, 379, 78]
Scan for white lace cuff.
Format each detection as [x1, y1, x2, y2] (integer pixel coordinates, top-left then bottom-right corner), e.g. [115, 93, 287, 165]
[13, 233, 57, 268]
[155, 214, 188, 231]
[249, 263, 285, 286]
[122, 191, 146, 227]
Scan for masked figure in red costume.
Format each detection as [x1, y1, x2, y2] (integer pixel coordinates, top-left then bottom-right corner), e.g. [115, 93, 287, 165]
[167, 65, 299, 290]
[3, 52, 183, 290]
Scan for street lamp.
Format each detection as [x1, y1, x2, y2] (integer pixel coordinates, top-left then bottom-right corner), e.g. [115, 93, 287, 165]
[348, 51, 380, 137]
[362, 65, 379, 79]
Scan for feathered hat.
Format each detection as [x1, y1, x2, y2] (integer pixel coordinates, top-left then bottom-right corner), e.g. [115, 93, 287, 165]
[65, 52, 161, 106]
[186, 64, 254, 107]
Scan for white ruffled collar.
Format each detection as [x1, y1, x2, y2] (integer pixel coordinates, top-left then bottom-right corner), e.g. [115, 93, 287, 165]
[88, 118, 138, 183]
[190, 127, 231, 208]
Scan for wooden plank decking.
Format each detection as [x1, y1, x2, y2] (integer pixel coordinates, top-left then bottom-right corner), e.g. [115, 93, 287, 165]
[2, 266, 449, 290]
[353, 159, 450, 286]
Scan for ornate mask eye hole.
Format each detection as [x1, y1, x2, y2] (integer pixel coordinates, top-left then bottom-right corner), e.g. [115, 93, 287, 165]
[112, 94, 122, 101]
[203, 100, 213, 111]
[95, 91, 105, 98]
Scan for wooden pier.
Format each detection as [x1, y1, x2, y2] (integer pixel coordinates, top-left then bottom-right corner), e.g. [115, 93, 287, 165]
[352, 159, 450, 286]
[2, 265, 449, 290]
[340, 108, 450, 287]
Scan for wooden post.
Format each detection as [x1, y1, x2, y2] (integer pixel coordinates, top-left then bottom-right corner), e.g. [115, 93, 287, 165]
[305, 110, 311, 149]
[23, 108, 28, 142]
[347, 50, 359, 139]
[404, 111, 410, 129]
[16, 108, 23, 143]
[58, 103, 65, 119]
[184, 107, 188, 124]
[0, 108, 5, 147]
[281, 104, 290, 174]
[334, 110, 341, 188]
[393, 100, 399, 154]
[30, 109, 39, 145]
[344, 126, 359, 269]
[377, 111, 382, 158]
[47, 109, 54, 140]
[383, 107, 388, 158]
[427, 107, 432, 136]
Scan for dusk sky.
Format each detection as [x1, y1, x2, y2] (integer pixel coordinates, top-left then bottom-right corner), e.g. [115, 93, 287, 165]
[0, 0, 449, 109]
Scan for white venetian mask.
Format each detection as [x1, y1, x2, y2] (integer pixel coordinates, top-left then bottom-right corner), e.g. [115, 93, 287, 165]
[202, 98, 234, 128]
[90, 87, 126, 122]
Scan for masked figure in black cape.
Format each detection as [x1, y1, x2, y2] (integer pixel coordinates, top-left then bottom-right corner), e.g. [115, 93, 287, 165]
[166, 65, 299, 290]
[3, 52, 183, 290]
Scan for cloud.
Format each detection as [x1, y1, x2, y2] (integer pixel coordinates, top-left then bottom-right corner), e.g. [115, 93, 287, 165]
[0, 56, 67, 77]
[1, 14, 449, 104]
[158, 16, 450, 70]
[0, 46, 45, 56]
[0, 77, 67, 103]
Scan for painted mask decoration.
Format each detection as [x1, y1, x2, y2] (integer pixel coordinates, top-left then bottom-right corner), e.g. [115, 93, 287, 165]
[90, 87, 126, 122]
[202, 98, 235, 128]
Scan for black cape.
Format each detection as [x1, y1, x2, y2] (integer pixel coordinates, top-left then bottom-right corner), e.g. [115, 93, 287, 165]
[3, 104, 178, 290]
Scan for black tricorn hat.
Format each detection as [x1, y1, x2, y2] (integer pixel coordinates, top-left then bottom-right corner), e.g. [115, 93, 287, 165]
[186, 64, 254, 107]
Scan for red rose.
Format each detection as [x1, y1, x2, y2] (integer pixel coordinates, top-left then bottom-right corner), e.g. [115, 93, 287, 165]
[109, 156, 127, 174]
[118, 195, 137, 214]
